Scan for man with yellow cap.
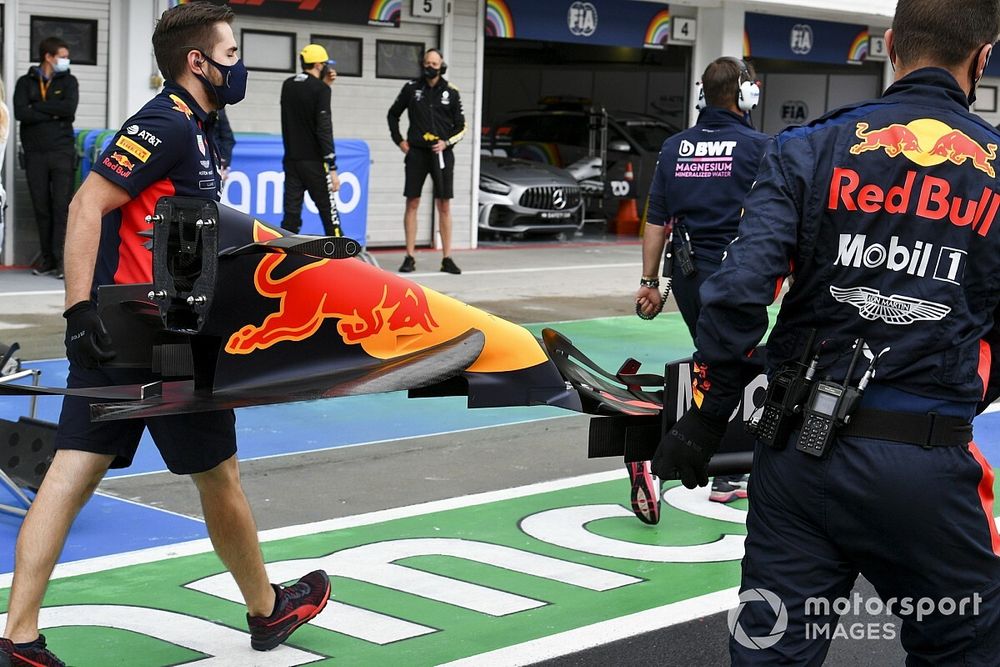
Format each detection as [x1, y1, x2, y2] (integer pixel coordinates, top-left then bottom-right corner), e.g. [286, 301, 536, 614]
[279, 43, 340, 235]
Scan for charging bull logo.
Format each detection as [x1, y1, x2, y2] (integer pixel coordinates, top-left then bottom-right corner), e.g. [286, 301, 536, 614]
[225, 222, 438, 355]
[169, 94, 193, 120]
[109, 152, 135, 171]
[850, 122, 921, 157]
[929, 130, 997, 177]
[849, 119, 997, 177]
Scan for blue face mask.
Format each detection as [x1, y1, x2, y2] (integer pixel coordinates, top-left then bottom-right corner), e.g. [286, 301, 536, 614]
[196, 52, 248, 107]
[54, 57, 71, 73]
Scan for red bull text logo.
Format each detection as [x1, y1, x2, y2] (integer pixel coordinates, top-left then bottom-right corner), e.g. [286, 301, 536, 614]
[226, 222, 438, 355]
[832, 119, 1000, 237]
[102, 152, 135, 177]
[849, 120, 997, 177]
[828, 168, 999, 237]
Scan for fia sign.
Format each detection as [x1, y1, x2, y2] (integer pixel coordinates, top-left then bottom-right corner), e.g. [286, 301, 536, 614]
[790, 24, 813, 55]
[568, 2, 598, 37]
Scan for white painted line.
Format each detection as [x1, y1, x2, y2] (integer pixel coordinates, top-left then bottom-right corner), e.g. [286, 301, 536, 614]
[0, 322, 31, 330]
[105, 413, 579, 480]
[438, 587, 741, 667]
[0, 290, 65, 298]
[0, 468, 628, 587]
[93, 490, 206, 524]
[405, 261, 639, 279]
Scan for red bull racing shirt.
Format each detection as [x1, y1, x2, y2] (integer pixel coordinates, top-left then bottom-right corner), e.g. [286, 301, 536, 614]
[691, 68, 1000, 419]
[91, 84, 220, 294]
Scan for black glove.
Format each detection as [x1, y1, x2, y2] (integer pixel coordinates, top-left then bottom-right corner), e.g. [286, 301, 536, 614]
[64, 301, 116, 369]
[651, 406, 728, 489]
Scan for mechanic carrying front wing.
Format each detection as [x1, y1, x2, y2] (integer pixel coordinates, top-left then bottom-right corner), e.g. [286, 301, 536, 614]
[651, 0, 1000, 663]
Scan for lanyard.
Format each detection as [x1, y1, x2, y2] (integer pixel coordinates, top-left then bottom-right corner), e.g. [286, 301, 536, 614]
[38, 77, 51, 101]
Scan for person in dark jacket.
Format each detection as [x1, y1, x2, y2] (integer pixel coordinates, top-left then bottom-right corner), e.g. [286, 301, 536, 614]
[13, 36, 78, 277]
[279, 44, 339, 236]
[653, 0, 1000, 662]
[629, 57, 767, 523]
[387, 48, 466, 274]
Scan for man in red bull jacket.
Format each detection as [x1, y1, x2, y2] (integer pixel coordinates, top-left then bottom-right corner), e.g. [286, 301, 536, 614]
[651, 0, 1000, 662]
[0, 5, 329, 665]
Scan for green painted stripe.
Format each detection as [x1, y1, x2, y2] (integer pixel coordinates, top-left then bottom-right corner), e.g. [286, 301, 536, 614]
[0, 475, 747, 665]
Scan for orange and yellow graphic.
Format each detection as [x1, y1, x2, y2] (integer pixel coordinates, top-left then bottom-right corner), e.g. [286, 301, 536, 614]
[109, 152, 135, 170]
[850, 119, 997, 177]
[169, 93, 193, 119]
[225, 222, 548, 373]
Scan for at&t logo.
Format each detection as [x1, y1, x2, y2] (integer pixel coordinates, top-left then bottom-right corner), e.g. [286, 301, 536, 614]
[568, 2, 597, 37]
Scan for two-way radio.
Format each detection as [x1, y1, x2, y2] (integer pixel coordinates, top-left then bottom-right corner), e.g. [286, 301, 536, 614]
[674, 225, 696, 277]
[795, 338, 879, 458]
[749, 330, 819, 449]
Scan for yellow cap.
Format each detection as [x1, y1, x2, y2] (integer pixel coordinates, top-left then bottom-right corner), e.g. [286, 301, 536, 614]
[300, 44, 333, 65]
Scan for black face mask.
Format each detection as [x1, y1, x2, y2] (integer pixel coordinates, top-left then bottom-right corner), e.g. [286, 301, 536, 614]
[968, 45, 991, 106]
[423, 66, 440, 80]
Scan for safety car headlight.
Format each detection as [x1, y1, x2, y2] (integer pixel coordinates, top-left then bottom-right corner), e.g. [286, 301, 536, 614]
[480, 176, 511, 195]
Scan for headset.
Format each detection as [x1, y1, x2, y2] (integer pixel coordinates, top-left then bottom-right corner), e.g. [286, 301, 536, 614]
[423, 48, 448, 76]
[695, 57, 760, 112]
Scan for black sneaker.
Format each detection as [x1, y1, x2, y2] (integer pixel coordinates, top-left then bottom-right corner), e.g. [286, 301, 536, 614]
[626, 461, 660, 525]
[247, 569, 331, 651]
[399, 255, 416, 272]
[31, 263, 56, 277]
[0, 634, 66, 666]
[441, 256, 462, 274]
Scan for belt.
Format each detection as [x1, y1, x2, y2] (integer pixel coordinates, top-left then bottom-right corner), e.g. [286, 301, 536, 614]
[839, 409, 972, 448]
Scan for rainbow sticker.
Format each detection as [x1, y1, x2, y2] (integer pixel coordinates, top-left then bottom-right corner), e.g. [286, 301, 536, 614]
[847, 30, 869, 64]
[512, 142, 562, 167]
[743, 30, 751, 58]
[643, 9, 671, 48]
[369, 0, 401, 26]
[485, 0, 515, 39]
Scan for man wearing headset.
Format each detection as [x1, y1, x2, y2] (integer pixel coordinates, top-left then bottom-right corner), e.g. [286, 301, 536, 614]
[629, 57, 768, 524]
[387, 48, 466, 275]
[280, 44, 340, 236]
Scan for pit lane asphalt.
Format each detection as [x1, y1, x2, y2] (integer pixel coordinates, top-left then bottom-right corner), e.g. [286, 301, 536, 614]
[0, 234, 905, 665]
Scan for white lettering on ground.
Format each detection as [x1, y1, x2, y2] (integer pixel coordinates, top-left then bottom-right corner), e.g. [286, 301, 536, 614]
[520, 504, 745, 562]
[0, 605, 323, 665]
[186, 538, 638, 644]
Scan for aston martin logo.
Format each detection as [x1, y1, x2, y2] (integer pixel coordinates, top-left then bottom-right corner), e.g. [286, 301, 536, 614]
[829, 285, 951, 325]
[552, 188, 566, 209]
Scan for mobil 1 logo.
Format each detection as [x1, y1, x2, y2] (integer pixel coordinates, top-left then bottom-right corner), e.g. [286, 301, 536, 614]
[835, 233, 967, 285]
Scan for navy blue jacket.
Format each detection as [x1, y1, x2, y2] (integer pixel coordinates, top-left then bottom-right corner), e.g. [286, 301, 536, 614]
[646, 106, 769, 263]
[693, 68, 1000, 420]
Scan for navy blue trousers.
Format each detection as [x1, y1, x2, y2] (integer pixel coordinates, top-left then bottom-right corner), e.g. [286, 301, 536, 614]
[731, 436, 1000, 665]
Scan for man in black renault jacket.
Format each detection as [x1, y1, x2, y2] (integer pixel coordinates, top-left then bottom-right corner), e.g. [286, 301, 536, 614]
[280, 43, 339, 236]
[652, 0, 1000, 662]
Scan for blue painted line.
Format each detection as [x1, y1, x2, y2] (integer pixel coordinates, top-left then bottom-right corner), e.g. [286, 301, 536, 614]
[0, 490, 206, 573]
